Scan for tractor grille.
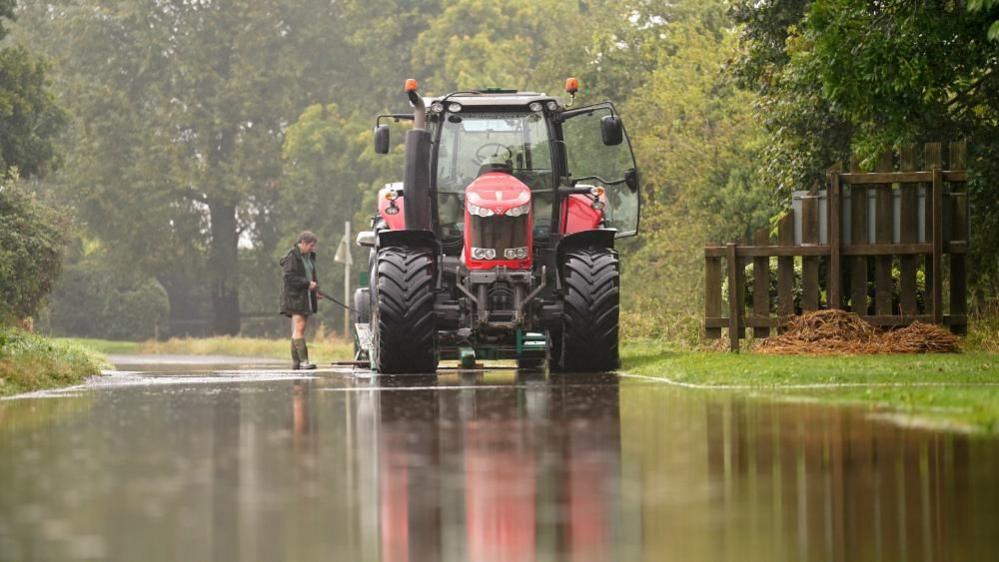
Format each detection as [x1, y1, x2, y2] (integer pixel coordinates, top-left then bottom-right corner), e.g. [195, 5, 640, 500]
[469, 214, 529, 258]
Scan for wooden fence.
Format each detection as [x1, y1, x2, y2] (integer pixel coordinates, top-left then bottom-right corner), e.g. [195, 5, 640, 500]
[705, 142, 969, 351]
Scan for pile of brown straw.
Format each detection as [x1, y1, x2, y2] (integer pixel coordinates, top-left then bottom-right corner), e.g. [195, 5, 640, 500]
[756, 310, 960, 355]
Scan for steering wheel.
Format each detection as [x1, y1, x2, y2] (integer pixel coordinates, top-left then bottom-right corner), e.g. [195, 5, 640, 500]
[473, 143, 513, 166]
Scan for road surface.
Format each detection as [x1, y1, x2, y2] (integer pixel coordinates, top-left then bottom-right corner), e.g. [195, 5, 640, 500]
[1, 356, 998, 561]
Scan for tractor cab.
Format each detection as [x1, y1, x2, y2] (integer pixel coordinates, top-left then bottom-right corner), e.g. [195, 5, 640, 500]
[360, 79, 640, 373]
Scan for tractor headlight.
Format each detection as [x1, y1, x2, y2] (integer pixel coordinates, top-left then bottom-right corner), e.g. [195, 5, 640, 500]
[471, 247, 497, 260]
[505, 202, 531, 217]
[529, 101, 544, 112]
[504, 246, 529, 260]
[467, 202, 495, 218]
[546, 101, 558, 111]
[448, 102, 463, 113]
[430, 102, 445, 113]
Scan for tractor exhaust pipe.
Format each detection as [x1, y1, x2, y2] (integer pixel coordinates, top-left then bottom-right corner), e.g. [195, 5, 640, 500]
[403, 79, 432, 232]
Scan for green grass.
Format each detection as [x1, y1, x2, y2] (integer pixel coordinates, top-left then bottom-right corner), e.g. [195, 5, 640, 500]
[0, 328, 108, 398]
[53, 337, 144, 355]
[621, 340, 999, 432]
[56, 335, 354, 365]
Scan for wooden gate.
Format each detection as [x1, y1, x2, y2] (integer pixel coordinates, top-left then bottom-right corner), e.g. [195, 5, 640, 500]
[704, 142, 969, 351]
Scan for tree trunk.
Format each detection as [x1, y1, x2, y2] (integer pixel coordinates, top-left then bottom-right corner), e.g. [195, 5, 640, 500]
[209, 199, 241, 335]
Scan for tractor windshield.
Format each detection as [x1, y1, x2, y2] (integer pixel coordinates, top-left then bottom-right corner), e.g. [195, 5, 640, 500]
[435, 111, 554, 239]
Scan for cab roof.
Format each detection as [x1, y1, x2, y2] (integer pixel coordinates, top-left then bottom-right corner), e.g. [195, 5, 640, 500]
[426, 91, 558, 108]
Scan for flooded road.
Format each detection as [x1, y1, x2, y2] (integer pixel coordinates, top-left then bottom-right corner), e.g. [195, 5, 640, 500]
[2, 359, 999, 561]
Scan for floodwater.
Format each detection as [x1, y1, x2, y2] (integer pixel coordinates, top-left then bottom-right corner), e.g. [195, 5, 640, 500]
[1, 359, 998, 562]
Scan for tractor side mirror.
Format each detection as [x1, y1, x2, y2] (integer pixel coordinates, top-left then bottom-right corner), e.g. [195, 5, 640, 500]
[625, 168, 639, 193]
[374, 125, 390, 154]
[600, 115, 623, 146]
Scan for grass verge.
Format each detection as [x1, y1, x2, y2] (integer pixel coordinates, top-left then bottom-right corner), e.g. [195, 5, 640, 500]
[57, 335, 354, 365]
[0, 328, 107, 398]
[621, 340, 999, 432]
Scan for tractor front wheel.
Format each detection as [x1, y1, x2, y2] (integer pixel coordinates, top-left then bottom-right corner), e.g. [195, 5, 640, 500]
[371, 246, 438, 374]
[558, 247, 620, 372]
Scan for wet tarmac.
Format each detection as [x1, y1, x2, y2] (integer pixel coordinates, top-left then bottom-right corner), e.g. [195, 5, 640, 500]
[2, 358, 999, 561]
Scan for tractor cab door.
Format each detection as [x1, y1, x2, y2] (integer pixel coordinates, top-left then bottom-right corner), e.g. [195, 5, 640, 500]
[560, 103, 640, 237]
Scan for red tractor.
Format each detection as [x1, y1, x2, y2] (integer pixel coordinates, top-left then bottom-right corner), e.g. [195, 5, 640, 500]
[353, 78, 640, 373]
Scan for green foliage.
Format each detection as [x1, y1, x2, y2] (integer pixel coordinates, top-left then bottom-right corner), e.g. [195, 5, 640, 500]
[0, 0, 13, 40]
[0, 46, 66, 178]
[0, 326, 105, 397]
[44, 260, 170, 341]
[969, 0, 999, 40]
[620, 15, 776, 331]
[13, 0, 358, 334]
[0, 178, 69, 323]
[412, 0, 563, 91]
[736, 0, 999, 299]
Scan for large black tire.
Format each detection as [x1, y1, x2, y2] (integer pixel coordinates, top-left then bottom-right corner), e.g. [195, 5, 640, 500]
[547, 328, 564, 372]
[559, 247, 620, 372]
[371, 247, 438, 374]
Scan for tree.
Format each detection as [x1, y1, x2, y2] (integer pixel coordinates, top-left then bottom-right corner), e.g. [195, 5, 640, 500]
[15, 0, 356, 334]
[0, 177, 70, 323]
[619, 14, 774, 340]
[734, 0, 999, 297]
[0, 2, 66, 178]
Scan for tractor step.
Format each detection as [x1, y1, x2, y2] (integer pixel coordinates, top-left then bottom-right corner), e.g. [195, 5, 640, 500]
[354, 322, 373, 360]
[516, 330, 548, 358]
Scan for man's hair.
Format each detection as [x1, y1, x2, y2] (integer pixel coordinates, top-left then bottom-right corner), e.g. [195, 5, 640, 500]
[297, 231, 318, 244]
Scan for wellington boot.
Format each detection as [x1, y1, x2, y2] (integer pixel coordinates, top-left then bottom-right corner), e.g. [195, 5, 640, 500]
[293, 339, 317, 370]
[290, 339, 301, 370]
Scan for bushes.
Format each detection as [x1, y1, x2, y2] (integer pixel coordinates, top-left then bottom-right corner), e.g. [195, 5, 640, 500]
[0, 179, 69, 323]
[43, 261, 170, 341]
[0, 326, 105, 397]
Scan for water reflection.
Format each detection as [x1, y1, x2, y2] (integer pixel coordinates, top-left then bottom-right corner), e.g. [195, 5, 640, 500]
[0, 370, 997, 561]
[371, 372, 622, 562]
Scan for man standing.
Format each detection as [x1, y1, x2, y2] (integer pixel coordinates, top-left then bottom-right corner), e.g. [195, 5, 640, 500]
[280, 231, 320, 370]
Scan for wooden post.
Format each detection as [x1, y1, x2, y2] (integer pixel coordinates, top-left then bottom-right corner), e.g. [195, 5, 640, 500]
[343, 220, 352, 338]
[801, 194, 820, 311]
[949, 141, 968, 334]
[705, 254, 722, 339]
[899, 145, 919, 317]
[924, 143, 942, 318]
[849, 158, 869, 315]
[932, 167, 944, 325]
[777, 214, 795, 327]
[874, 152, 894, 316]
[753, 228, 771, 339]
[727, 243, 741, 352]
[828, 170, 842, 309]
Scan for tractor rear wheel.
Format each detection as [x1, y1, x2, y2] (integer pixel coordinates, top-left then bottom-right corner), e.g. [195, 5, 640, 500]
[371, 246, 438, 374]
[559, 247, 620, 372]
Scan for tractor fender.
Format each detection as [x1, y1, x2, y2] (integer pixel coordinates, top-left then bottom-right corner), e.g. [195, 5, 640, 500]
[376, 229, 438, 252]
[556, 229, 616, 265]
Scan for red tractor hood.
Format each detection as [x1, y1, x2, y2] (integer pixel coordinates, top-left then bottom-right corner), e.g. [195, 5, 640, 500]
[465, 172, 531, 212]
[463, 172, 533, 270]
